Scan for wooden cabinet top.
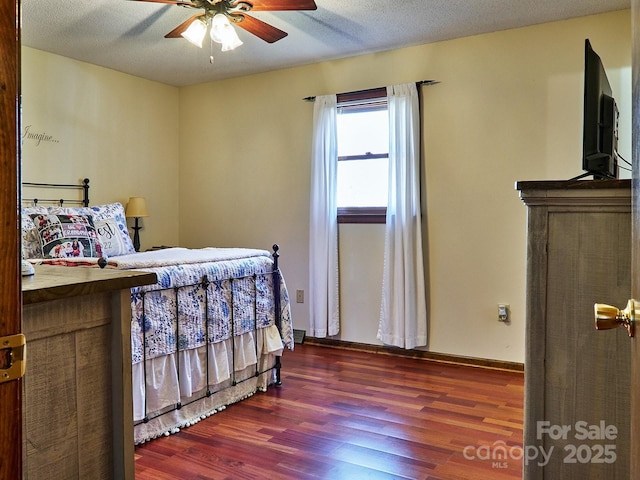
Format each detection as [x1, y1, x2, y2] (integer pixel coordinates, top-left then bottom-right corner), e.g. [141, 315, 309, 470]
[516, 179, 631, 207]
[22, 265, 156, 305]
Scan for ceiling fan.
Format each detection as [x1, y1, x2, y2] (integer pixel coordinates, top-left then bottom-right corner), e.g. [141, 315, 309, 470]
[134, 0, 317, 49]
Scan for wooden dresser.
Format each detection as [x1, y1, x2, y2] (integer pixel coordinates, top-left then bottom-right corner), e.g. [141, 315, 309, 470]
[517, 179, 631, 479]
[22, 266, 156, 480]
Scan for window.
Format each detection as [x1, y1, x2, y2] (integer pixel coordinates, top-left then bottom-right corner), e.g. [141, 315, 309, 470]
[336, 88, 388, 223]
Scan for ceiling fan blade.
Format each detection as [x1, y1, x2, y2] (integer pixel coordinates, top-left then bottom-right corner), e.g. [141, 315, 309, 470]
[132, 0, 195, 5]
[164, 13, 206, 38]
[232, 13, 288, 43]
[235, 0, 317, 11]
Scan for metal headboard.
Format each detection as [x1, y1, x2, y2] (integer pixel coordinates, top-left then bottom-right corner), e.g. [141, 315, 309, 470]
[22, 178, 90, 207]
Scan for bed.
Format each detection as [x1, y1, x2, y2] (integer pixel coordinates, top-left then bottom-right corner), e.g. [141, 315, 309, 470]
[21, 179, 293, 445]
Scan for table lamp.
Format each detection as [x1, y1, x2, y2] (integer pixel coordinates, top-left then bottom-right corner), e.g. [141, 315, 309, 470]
[125, 197, 149, 252]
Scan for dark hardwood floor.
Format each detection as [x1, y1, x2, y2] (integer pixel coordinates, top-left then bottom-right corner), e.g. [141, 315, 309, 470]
[135, 344, 524, 480]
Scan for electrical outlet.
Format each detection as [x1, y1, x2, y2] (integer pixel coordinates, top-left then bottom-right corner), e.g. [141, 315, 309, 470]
[296, 289, 304, 303]
[498, 304, 509, 322]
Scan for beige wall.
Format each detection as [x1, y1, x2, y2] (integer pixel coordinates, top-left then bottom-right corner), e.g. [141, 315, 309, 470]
[21, 48, 181, 251]
[21, 10, 631, 363]
[179, 10, 631, 363]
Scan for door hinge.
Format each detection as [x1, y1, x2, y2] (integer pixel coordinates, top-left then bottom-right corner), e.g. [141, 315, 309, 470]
[0, 334, 26, 383]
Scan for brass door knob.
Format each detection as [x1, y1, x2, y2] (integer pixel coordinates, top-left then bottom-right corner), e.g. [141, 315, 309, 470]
[594, 299, 638, 337]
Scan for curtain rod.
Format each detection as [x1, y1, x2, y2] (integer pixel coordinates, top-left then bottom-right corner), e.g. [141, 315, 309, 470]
[302, 80, 439, 102]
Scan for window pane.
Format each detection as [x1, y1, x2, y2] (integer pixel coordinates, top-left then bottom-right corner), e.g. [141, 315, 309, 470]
[337, 158, 388, 207]
[337, 108, 388, 157]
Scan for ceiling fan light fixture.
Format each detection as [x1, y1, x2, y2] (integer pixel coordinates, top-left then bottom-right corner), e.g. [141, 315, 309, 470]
[181, 18, 207, 48]
[210, 14, 243, 52]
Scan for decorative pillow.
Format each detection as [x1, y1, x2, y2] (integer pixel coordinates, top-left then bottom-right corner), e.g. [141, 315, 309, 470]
[49, 202, 135, 256]
[21, 206, 49, 259]
[30, 213, 103, 259]
[93, 217, 132, 257]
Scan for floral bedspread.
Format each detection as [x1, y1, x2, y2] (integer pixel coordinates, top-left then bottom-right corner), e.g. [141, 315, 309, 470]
[128, 253, 292, 364]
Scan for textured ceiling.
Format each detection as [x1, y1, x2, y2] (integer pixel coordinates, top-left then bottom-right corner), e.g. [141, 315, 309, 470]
[21, 0, 630, 87]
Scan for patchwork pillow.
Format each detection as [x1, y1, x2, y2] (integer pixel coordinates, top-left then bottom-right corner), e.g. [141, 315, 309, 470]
[30, 213, 103, 259]
[49, 202, 135, 256]
[21, 206, 49, 259]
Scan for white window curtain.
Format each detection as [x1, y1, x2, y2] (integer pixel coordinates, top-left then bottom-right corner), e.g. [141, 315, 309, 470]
[378, 82, 427, 349]
[309, 94, 340, 337]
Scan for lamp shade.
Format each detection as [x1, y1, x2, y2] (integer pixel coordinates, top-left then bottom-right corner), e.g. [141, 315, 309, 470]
[181, 18, 207, 48]
[210, 14, 243, 51]
[125, 197, 149, 218]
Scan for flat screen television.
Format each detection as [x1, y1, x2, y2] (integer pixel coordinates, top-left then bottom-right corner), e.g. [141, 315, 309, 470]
[580, 39, 619, 179]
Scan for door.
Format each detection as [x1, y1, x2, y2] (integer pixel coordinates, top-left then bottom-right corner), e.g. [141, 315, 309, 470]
[632, 2, 640, 478]
[0, 1, 22, 479]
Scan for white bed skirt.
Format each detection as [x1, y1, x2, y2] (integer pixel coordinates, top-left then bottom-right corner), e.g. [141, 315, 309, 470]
[133, 324, 284, 445]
